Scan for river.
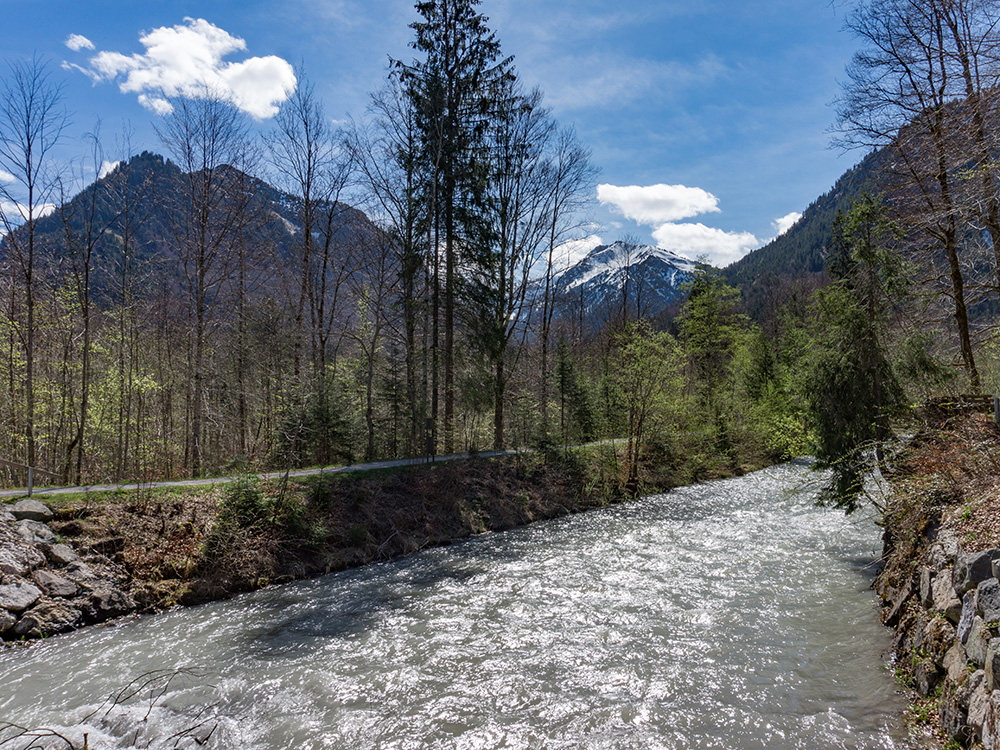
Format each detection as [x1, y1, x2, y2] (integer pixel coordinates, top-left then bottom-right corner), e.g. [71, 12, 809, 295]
[0, 460, 911, 749]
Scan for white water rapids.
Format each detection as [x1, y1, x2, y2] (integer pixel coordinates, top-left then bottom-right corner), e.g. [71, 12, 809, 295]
[0, 461, 913, 749]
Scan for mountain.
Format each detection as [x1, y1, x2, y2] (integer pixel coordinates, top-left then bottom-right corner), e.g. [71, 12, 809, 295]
[4, 151, 381, 306]
[548, 241, 698, 325]
[722, 147, 885, 320]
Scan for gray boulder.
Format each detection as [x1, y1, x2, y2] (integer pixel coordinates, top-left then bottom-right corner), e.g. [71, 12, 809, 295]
[980, 578, 1000, 624]
[16, 519, 55, 545]
[982, 690, 1000, 749]
[915, 658, 942, 697]
[959, 670, 986, 709]
[928, 544, 951, 572]
[0, 510, 14, 524]
[9, 499, 53, 522]
[968, 617, 994, 667]
[12, 599, 80, 637]
[955, 549, 1000, 595]
[0, 609, 14, 634]
[933, 573, 964, 622]
[80, 584, 134, 624]
[968, 678, 990, 739]
[961, 590, 980, 644]
[945, 642, 969, 684]
[46, 543, 78, 567]
[31, 569, 77, 598]
[63, 561, 96, 582]
[0, 581, 42, 613]
[0, 542, 44, 577]
[988, 640, 1000, 692]
[920, 567, 935, 607]
[923, 616, 957, 662]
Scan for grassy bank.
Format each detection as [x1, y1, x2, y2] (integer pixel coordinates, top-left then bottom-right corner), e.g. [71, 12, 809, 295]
[36, 441, 769, 616]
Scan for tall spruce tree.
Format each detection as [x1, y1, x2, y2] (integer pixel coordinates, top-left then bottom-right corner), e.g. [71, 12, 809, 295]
[396, 0, 513, 454]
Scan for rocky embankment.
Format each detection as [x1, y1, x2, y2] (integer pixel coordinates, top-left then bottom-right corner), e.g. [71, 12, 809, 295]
[882, 533, 1000, 745]
[0, 499, 134, 642]
[877, 410, 1000, 747]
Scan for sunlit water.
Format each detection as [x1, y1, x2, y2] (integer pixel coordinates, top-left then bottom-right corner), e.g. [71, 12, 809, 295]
[0, 461, 911, 749]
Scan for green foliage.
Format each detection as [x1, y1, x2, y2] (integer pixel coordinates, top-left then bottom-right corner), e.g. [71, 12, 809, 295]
[610, 320, 685, 488]
[555, 336, 596, 444]
[219, 475, 267, 527]
[273, 385, 353, 469]
[805, 193, 909, 511]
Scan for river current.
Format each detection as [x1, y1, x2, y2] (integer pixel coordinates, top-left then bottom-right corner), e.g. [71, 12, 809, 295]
[0, 460, 910, 749]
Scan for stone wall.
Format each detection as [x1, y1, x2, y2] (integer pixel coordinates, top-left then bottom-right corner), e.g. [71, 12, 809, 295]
[882, 529, 1000, 747]
[0, 499, 134, 641]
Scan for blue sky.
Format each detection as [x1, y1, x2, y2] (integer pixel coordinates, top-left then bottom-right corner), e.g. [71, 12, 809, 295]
[2, 0, 861, 267]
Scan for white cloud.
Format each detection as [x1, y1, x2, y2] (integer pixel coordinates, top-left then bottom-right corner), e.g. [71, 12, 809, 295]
[98, 160, 121, 180]
[65, 34, 95, 52]
[0, 169, 15, 184]
[772, 211, 802, 237]
[543, 54, 727, 112]
[554, 235, 604, 271]
[73, 18, 296, 119]
[0, 200, 56, 223]
[651, 222, 759, 267]
[598, 183, 720, 225]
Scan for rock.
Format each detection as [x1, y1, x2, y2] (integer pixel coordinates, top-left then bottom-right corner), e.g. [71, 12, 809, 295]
[945, 643, 970, 684]
[982, 579, 1000, 624]
[63, 561, 96, 583]
[0, 542, 45, 577]
[940, 692, 972, 745]
[9, 499, 53, 522]
[11, 599, 80, 638]
[16, 519, 55, 545]
[920, 567, 935, 607]
[968, 617, 994, 667]
[0, 609, 14, 634]
[46, 543, 78, 566]
[884, 579, 914, 627]
[80, 584, 134, 624]
[915, 658, 942, 697]
[969, 680, 990, 739]
[959, 670, 986, 709]
[31, 569, 77, 598]
[0, 581, 42, 613]
[989, 641, 1000, 691]
[0, 510, 14, 524]
[994, 559, 1000, 580]
[928, 544, 951, 572]
[961, 589, 981, 644]
[923, 616, 957, 662]
[941, 529, 962, 562]
[933, 573, 964, 622]
[955, 549, 1000, 596]
[982, 690, 1000, 749]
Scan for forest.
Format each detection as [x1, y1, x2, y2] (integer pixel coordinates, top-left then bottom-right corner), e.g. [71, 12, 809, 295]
[1, 0, 999, 507]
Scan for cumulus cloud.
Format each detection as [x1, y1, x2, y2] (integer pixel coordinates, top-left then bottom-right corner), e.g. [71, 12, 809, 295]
[1, 200, 56, 223]
[597, 183, 719, 225]
[554, 235, 604, 271]
[0, 169, 15, 184]
[652, 223, 759, 267]
[67, 18, 296, 119]
[772, 211, 802, 237]
[65, 34, 95, 52]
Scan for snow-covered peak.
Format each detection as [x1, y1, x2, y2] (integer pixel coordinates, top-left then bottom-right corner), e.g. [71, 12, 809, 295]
[544, 240, 700, 324]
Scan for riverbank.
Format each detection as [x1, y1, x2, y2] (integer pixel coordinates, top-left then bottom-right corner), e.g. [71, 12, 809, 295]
[0, 441, 770, 643]
[876, 409, 1000, 748]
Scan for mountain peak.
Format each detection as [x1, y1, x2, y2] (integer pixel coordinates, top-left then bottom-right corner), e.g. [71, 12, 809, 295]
[549, 240, 698, 324]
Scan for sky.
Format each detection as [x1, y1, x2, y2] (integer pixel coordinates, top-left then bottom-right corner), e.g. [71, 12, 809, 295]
[1, 0, 862, 267]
